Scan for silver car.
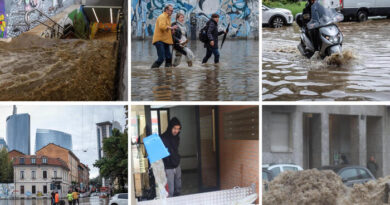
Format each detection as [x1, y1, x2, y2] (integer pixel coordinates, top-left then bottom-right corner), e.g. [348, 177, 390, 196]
[262, 5, 294, 28]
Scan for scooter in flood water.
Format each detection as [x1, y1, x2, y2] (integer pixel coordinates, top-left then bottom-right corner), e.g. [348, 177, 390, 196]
[296, 1, 344, 59]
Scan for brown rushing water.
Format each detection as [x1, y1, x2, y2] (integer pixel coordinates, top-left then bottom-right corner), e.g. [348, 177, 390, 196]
[0, 34, 117, 101]
[131, 39, 259, 101]
[263, 19, 390, 101]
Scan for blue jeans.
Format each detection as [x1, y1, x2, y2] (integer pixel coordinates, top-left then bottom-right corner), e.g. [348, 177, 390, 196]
[154, 41, 172, 67]
[202, 47, 220, 63]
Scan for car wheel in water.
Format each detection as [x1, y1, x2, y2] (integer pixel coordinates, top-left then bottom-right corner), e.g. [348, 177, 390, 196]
[271, 16, 284, 28]
[357, 10, 368, 22]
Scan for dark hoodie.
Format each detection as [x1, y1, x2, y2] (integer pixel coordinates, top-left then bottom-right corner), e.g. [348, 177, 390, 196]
[205, 19, 225, 49]
[161, 117, 181, 169]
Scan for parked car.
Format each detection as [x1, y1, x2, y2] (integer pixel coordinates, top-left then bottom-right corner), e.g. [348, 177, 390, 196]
[320, 165, 376, 187]
[263, 163, 303, 178]
[339, 0, 390, 21]
[263, 169, 274, 191]
[109, 193, 128, 205]
[262, 5, 294, 28]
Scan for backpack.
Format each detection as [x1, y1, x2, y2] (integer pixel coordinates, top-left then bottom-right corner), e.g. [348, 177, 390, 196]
[199, 24, 209, 43]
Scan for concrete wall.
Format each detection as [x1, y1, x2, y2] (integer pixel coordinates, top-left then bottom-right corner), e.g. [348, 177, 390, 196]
[4, 0, 75, 38]
[263, 105, 390, 177]
[131, 0, 259, 39]
[218, 106, 259, 202]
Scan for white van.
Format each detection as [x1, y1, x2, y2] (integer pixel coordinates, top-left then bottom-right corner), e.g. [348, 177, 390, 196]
[339, 0, 390, 21]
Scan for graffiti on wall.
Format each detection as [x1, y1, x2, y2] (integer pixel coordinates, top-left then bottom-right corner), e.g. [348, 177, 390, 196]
[0, 184, 15, 198]
[0, 0, 6, 38]
[131, 0, 259, 39]
[6, 0, 73, 37]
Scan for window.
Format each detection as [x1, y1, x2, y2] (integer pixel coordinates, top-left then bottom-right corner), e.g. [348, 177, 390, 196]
[31, 158, 36, 164]
[270, 113, 291, 152]
[20, 157, 25, 164]
[32, 185, 36, 194]
[283, 166, 299, 171]
[43, 185, 47, 194]
[20, 171, 24, 179]
[54, 171, 57, 178]
[358, 169, 372, 179]
[32, 171, 36, 179]
[42, 157, 47, 164]
[118, 193, 128, 199]
[270, 167, 281, 177]
[20, 186, 24, 194]
[340, 168, 359, 181]
[43, 171, 47, 179]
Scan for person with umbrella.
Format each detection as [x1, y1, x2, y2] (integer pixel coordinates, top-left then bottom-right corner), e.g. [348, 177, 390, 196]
[201, 13, 228, 64]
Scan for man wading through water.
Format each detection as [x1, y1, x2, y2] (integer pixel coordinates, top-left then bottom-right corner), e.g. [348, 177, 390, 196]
[151, 5, 178, 68]
[161, 117, 182, 197]
[202, 13, 227, 64]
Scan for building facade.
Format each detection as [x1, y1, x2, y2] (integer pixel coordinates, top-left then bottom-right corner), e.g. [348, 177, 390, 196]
[78, 163, 90, 192]
[6, 106, 30, 155]
[13, 155, 70, 198]
[36, 143, 80, 185]
[35, 129, 73, 152]
[263, 105, 390, 177]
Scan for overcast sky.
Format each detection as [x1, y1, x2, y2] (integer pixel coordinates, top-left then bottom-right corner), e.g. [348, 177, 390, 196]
[0, 105, 127, 178]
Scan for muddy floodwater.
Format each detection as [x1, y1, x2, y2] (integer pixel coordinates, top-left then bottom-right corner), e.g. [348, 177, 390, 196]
[0, 34, 117, 101]
[263, 19, 390, 101]
[131, 39, 259, 101]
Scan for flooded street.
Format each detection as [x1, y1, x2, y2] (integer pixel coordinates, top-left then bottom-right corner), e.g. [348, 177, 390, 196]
[263, 19, 390, 101]
[0, 197, 108, 205]
[0, 34, 117, 101]
[131, 39, 259, 101]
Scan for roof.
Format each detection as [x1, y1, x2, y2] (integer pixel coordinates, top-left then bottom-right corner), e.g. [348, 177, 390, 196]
[36, 143, 79, 162]
[96, 121, 112, 126]
[13, 155, 70, 171]
[8, 150, 26, 156]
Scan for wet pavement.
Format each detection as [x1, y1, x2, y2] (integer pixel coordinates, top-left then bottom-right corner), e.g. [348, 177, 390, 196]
[131, 39, 259, 101]
[0, 197, 108, 205]
[263, 19, 390, 101]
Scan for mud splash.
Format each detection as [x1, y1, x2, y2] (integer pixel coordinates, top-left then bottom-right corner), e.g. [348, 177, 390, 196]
[263, 169, 390, 205]
[325, 50, 358, 66]
[0, 34, 117, 101]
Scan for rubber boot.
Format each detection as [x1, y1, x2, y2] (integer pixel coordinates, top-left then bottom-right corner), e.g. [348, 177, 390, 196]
[165, 59, 172, 67]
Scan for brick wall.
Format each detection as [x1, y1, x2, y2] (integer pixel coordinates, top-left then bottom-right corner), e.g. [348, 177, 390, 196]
[218, 106, 259, 202]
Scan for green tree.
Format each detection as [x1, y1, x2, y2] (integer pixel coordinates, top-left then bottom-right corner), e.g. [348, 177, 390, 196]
[94, 129, 128, 193]
[0, 148, 14, 183]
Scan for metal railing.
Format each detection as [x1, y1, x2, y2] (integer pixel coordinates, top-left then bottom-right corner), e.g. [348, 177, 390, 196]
[25, 9, 65, 38]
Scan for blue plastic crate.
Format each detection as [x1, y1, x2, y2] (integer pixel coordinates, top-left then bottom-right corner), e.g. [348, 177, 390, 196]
[143, 134, 170, 164]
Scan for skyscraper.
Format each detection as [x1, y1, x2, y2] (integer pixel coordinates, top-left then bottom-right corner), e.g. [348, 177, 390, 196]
[6, 106, 30, 155]
[96, 121, 122, 187]
[96, 121, 122, 160]
[35, 129, 73, 152]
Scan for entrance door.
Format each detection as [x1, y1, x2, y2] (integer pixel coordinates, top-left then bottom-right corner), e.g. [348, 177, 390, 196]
[197, 106, 220, 192]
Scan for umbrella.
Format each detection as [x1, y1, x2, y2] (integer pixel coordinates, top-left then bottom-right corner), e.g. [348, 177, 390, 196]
[221, 23, 230, 49]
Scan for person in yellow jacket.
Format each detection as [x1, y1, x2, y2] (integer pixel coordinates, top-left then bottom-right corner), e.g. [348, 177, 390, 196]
[151, 4, 178, 68]
[67, 191, 73, 205]
[72, 189, 79, 205]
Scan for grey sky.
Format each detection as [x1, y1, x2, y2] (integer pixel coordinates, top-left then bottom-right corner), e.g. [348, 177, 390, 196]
[0, 105, 127, 178]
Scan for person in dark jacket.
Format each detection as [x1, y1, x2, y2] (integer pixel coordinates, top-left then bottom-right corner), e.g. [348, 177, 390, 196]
[367, 156, 379, 178]
[160, 117, 182, 197]
[202, 13, 226, 64]
[302, 0, 320, 49]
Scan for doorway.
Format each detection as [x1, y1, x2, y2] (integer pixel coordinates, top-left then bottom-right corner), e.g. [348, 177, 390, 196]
[303, 113, 321, 169]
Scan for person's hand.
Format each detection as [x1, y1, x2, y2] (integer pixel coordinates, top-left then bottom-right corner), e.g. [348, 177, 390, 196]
[225, 30, 228, 34]
[210, 41, 214, 46]
[172, 25, 178, 30]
